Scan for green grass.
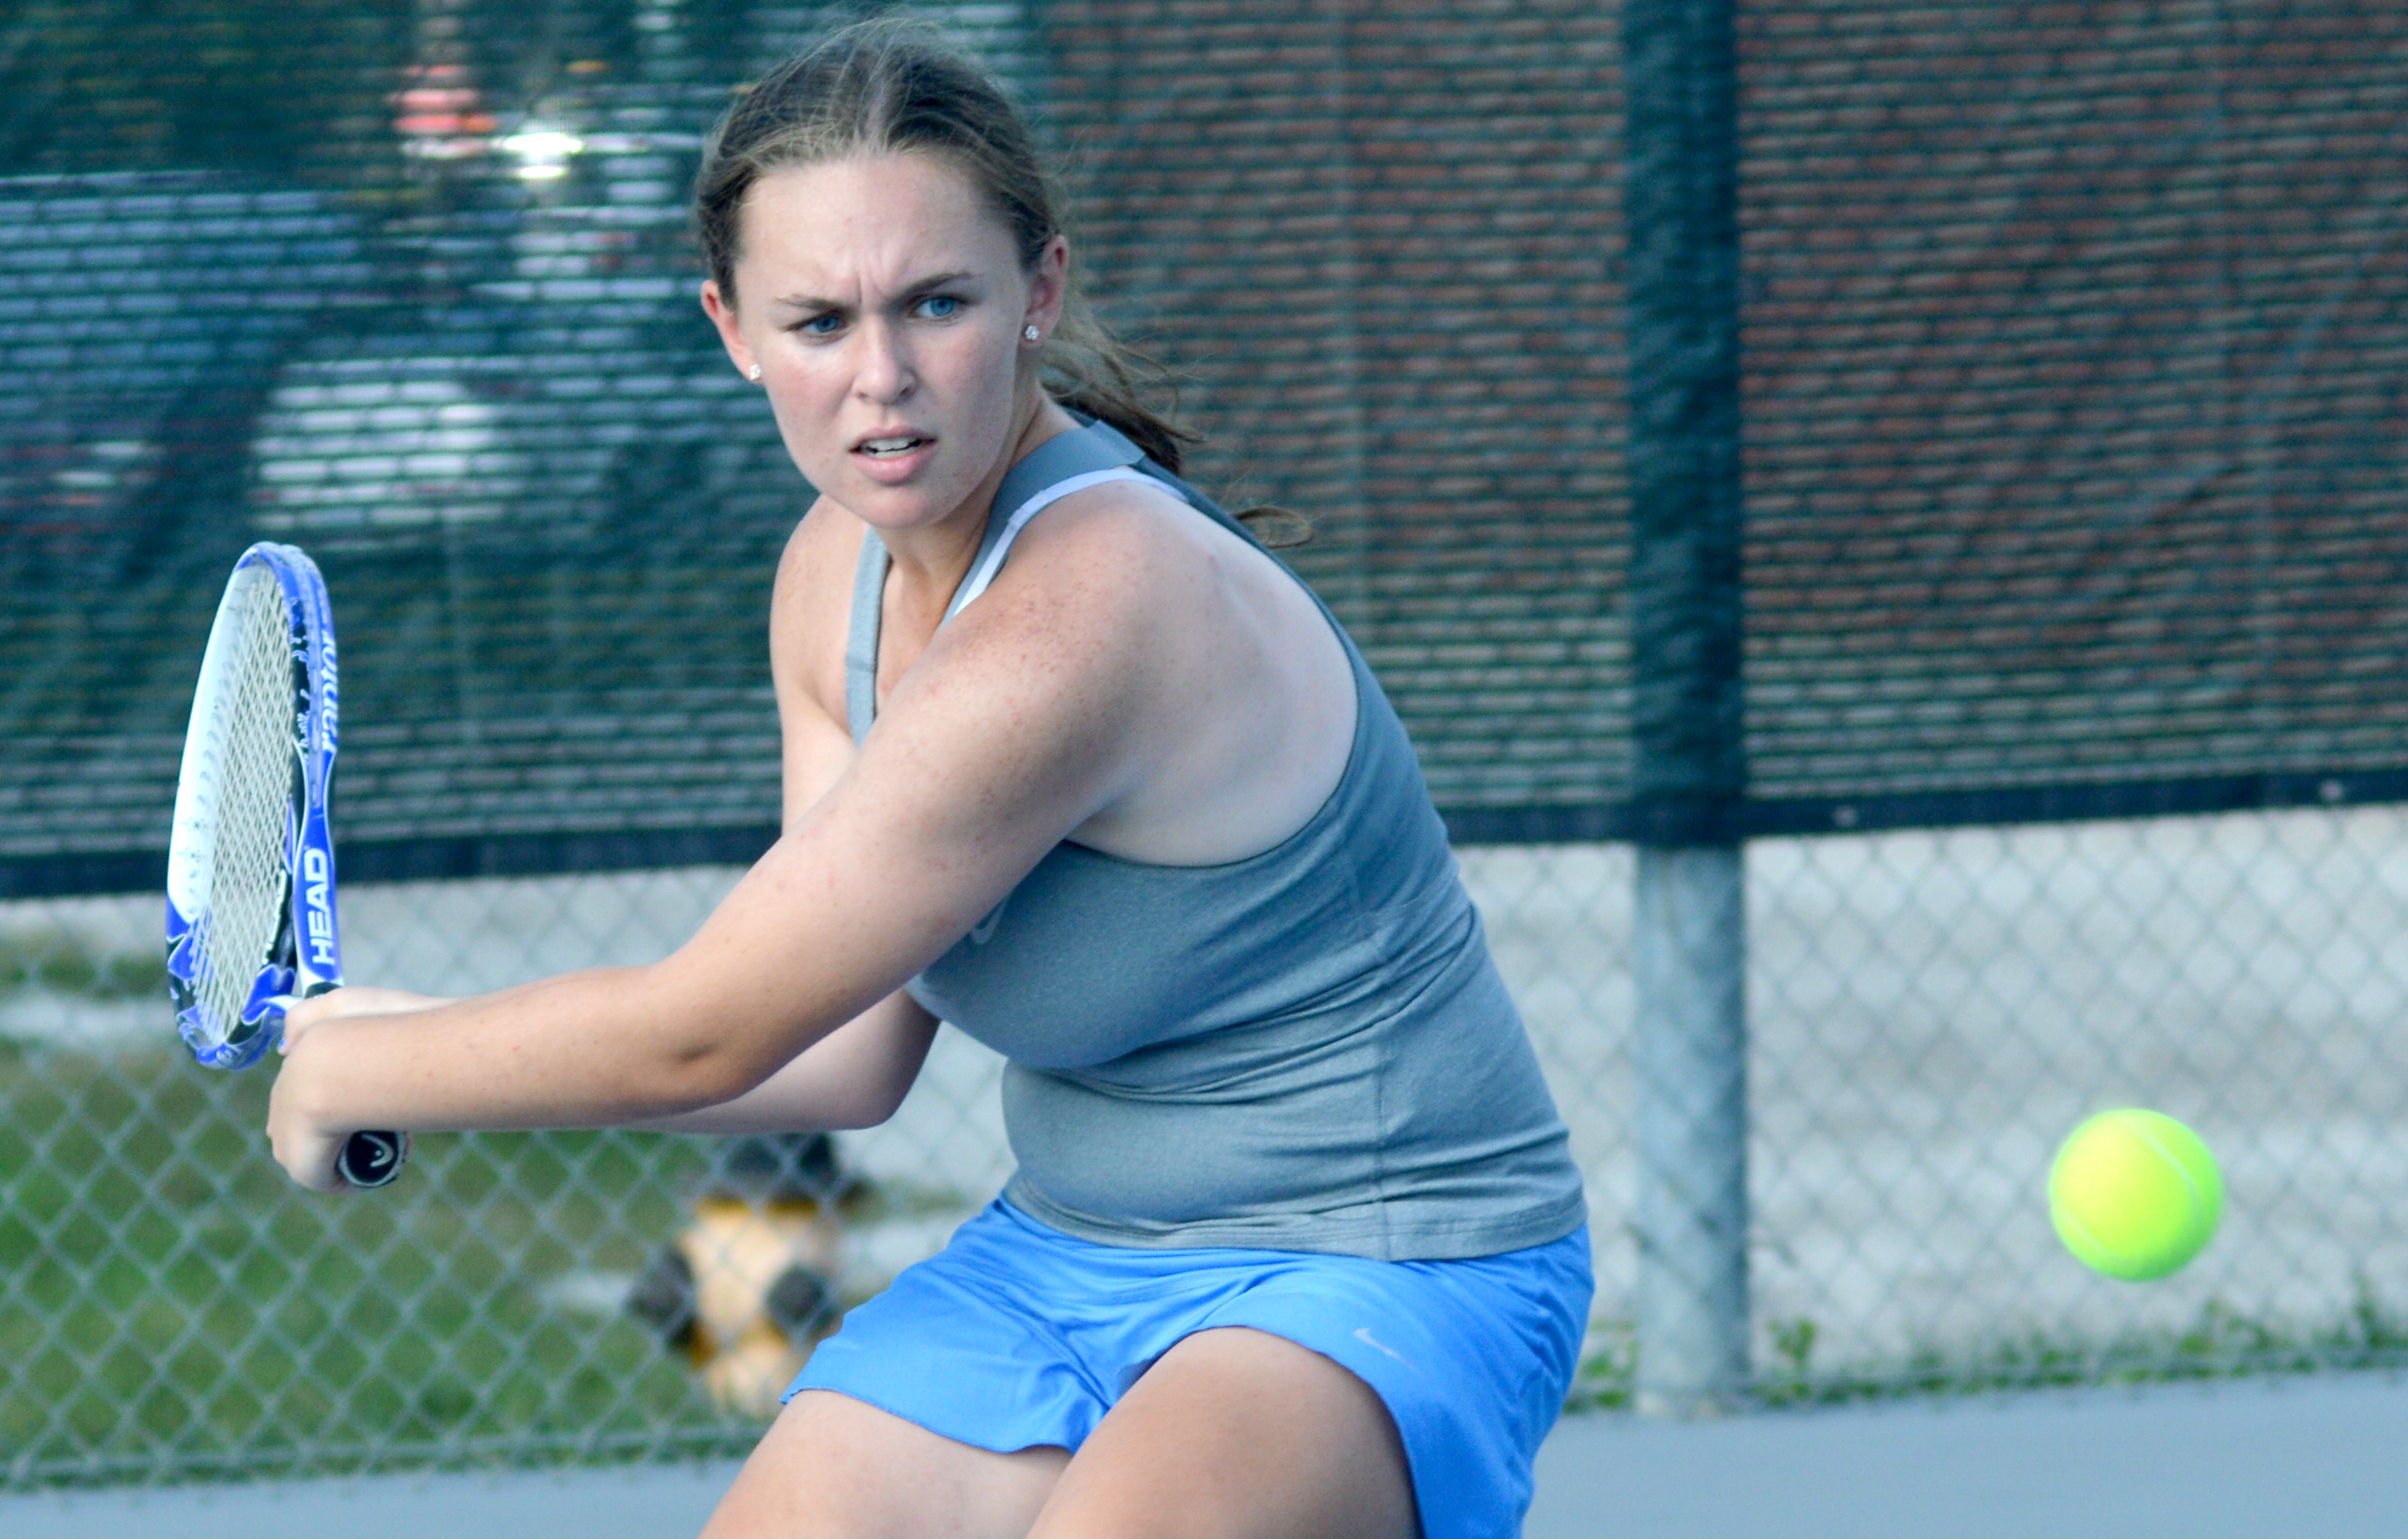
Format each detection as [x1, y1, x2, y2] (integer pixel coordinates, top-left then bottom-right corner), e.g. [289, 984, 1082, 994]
[0, 934, 167, 1001]
[1563, 1317, 1637, 1412]
[1754, 1284, 2408, 1408]
[0, 1038, 765, 1488]
[1563, 1283, 2408, 1416]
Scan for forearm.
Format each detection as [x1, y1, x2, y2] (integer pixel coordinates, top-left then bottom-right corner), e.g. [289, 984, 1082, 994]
[277, 963, 815, 1134]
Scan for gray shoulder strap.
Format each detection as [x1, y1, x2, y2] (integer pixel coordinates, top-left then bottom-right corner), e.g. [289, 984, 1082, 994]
[844, 530, 888, 744]
[1075, 418, 1270, 555]
[941, 425, 1146, 624]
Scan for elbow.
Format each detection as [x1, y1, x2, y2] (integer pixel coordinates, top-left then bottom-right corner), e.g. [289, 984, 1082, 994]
[651, 1034, 783, 1118]
[675, 1050, 787, 1116]
[826, 1084, 910, 1132]
[814, 1065, 913, 1131]
[637, 988, 806, 1115]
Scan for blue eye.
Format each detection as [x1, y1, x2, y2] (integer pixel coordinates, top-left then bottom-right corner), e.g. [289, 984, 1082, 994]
[800, 313, 842, 336]
[917, 295, 962, 320]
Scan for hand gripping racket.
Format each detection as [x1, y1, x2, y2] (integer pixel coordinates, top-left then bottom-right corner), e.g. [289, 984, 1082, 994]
[165, 542, 407, 1188]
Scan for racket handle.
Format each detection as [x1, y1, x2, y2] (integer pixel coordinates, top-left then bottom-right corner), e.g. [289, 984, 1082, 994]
[339, 1129, 408, 1188]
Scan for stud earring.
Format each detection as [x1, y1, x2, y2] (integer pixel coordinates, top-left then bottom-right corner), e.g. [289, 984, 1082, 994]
[1023, 325, 1041, 343]
[747, 363, 762, 381]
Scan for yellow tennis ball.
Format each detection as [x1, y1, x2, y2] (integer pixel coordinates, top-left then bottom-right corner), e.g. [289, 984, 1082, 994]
[2049, 1109, 2223, 1282]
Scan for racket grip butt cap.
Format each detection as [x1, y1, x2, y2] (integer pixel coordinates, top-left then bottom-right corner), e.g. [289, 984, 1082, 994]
[339, 1129, 409, 1188]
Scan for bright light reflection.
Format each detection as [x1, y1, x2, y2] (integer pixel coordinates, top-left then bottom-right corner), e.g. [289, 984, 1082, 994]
[502, 127, 584, 181]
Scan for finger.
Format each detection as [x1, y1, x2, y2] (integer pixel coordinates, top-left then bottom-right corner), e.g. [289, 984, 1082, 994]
[310, 987, 453, 1020]
[288, 1133, 348, 1194]
[277, 988, 402, 1051]
[278, 991, 328, 1046]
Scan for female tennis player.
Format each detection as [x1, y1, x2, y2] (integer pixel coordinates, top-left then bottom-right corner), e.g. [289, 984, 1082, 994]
[270, 19, 1589, 1539]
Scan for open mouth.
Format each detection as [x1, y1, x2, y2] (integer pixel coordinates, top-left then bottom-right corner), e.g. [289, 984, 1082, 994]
[855, 434, 930, 459]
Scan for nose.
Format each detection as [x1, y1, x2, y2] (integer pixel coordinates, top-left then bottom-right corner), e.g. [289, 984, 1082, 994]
[852, 317, 916, 405]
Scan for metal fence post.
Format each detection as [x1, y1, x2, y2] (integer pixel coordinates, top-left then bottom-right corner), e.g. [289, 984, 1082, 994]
[1623, 0, 1750, 1417]
[1632, 846, 1748, 1414]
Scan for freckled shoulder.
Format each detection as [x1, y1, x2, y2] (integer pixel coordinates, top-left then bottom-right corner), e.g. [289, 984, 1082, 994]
[984, 474, 1232, 615]
[913, 474, 1254, 735]
[770, 496, 869, 730]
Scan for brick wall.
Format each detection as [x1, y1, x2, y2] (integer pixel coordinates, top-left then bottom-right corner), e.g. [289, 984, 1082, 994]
[1740, 0, 2408, 796]
[1041, 0, 2408, 807]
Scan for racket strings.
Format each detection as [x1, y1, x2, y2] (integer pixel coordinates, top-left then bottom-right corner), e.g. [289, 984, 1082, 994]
[191, 573, 304, 1045]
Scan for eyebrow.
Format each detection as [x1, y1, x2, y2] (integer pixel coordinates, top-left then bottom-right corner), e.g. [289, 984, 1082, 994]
[770, 270, 981, 311]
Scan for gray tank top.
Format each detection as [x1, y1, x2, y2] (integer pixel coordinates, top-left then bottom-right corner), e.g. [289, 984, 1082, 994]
[846, 421, 1586, 1261]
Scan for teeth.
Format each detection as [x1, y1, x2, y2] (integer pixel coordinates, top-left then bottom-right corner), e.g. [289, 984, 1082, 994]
[861, 437, 920, 455]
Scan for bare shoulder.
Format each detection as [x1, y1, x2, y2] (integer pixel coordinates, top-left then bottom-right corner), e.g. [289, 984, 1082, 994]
[927, 473, 1358, 866]
[918, 475, 1248, 719]
[970, 475, 1257, 641]
[770, 495, 872, 725]
[881, 487, 1174, 756]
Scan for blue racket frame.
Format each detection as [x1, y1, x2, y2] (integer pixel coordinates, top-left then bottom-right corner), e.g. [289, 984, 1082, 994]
[166, 541, 345, 1070]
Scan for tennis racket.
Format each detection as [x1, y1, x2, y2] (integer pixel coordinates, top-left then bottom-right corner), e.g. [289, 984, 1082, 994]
[165, 542, 407, 1189]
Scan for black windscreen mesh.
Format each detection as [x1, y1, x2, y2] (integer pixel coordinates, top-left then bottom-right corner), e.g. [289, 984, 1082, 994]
[3, 0, 2403, 884]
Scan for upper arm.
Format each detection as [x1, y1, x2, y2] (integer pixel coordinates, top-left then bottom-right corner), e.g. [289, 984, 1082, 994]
[770, 501, 863, 831]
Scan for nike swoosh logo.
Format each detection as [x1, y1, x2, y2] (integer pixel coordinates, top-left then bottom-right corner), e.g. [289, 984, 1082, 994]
[969, 898, 1009, 945]
[1354, 1327, 1408, 1364]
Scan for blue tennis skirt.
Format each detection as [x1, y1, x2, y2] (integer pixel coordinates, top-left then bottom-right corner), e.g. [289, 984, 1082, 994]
[787, 1199, 1593, 1539]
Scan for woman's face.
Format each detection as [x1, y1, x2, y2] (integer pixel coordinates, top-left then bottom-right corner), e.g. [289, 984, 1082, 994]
[701, 151, 1064, 539]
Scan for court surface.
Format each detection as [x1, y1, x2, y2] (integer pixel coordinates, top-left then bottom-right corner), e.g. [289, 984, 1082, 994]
[3, 1371, 2398, 1537]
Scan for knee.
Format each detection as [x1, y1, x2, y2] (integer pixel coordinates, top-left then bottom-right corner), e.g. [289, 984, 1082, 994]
[703, 1392, 1070, 1539]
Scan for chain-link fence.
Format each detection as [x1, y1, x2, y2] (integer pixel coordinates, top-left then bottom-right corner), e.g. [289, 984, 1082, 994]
[4, 0, 2407, 1493]
[4, 811, 2405, 1481]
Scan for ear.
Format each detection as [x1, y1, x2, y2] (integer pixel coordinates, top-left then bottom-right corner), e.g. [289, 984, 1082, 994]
[701, 278, 758, 380]
[1023, 236, 1070, 339]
